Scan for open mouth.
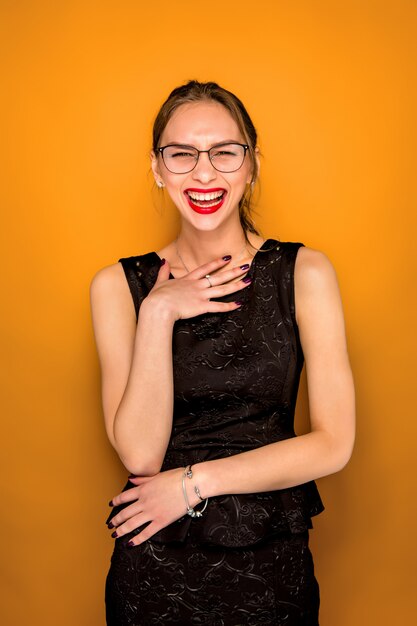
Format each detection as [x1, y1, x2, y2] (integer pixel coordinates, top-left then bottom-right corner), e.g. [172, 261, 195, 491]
[184, 188, 227, 213]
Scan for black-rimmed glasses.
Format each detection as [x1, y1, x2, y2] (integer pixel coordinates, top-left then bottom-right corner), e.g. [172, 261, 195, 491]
[156, 142, 249, 174]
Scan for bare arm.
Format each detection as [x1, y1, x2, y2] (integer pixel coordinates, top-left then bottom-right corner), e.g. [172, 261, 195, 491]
[195, 247, 356, 496]
[90, 256, 251, 475]
[90, 263, 175, 475]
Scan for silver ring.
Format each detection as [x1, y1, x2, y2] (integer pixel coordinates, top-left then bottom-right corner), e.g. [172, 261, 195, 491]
[205, 274, 213, 288]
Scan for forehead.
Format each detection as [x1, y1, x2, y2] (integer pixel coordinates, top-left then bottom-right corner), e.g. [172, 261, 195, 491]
[161, 101, 243, 146]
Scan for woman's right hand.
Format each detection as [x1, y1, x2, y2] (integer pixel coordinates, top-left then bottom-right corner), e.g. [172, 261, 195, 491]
[143, 256, 252, 322]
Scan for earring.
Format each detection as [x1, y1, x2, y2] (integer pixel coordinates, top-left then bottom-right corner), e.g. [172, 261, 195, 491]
[157, 180, 165, 188]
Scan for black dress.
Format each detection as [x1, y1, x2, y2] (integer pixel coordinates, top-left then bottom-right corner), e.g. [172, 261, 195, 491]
[105, 239, 324, 625]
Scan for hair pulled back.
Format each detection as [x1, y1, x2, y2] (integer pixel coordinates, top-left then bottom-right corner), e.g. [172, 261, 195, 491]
[152, 80, 260, 236]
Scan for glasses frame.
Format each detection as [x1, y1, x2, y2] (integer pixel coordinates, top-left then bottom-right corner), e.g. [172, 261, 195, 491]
[156, 142, 250, 174]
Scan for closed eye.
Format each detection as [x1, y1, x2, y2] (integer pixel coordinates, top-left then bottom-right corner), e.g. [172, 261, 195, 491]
[168, 150, 196, 158]
[217, 150, 236, 155]
[212, 149, 238, 157]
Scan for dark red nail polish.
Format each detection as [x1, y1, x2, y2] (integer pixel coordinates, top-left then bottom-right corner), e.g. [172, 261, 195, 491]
[107, 521, 114, 529]
[235, 301, 243, 306]
[111, 531, 118, 539]
[242, 276, 252, 284]
[240, 263, 250, 270]
[126, 540, 135, 548]
[222, 255, 232, 261]
[108, 500, 114, 507]
[160, 258, 166, 266]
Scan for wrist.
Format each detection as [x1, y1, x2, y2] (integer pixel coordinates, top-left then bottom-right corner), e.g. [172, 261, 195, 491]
[188, 461, 219, 500]
[140, 297, 177, 325]
[181, 465, 209, 517]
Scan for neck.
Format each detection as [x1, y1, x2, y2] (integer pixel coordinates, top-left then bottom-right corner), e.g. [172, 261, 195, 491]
[175, 222, 252, 271]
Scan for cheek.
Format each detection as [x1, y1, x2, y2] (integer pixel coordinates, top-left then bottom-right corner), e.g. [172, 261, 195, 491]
[163, 172, 185, 191]
[244, 162, 254, 184]
[164, 179, 189, 207]
[230, 171, 251, 194]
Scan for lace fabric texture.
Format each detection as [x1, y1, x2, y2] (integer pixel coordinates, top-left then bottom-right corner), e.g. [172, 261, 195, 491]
[106, 239, 324, 548]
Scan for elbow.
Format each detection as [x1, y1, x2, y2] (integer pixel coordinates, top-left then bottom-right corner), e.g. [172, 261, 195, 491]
[331, 433, 355, 473]
[333, 447, 353, 473]
[119, 453, 164, 477]
[112, 423, 166, 476]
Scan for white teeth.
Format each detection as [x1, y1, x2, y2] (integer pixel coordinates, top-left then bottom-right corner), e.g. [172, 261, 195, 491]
[192, 199, 222, 208]
[187, 190, 224, 201]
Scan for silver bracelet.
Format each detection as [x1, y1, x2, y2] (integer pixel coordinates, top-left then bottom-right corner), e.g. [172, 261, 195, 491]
[182, 465, 209, 518]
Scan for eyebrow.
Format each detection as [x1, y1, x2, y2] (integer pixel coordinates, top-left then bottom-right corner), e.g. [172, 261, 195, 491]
[161, 139, 245, 148]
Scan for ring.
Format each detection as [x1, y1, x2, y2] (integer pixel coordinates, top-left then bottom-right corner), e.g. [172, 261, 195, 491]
[205, 274, 213, 288]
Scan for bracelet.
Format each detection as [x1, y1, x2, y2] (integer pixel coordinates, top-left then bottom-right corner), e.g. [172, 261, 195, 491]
[182, 465, 209, 518]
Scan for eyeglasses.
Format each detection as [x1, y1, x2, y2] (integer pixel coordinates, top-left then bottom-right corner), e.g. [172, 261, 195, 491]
[156, 142, 249, 174]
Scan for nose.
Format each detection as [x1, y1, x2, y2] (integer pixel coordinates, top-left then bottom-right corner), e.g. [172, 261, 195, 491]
[191, 152, 217, 184]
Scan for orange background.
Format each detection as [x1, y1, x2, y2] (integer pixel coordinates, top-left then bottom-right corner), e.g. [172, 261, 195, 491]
[1, 1, 416, 624]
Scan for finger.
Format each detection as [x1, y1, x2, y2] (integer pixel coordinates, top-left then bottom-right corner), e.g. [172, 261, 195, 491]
[202, 276, 252, 299]
[126, 475, 154, 485]
[110, 486, 140, 507]
[108, 500, 143, 529]
[126, 522, 160, 548]
[206, 300, 244, 314]
[154, 258, 170, 283]
[189, 255, 233, 280]
[196, 263, 251, 289]
[111, 513, 150, 539]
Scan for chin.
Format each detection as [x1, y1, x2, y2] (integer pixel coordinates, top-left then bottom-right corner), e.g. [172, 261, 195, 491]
[177, 198, 241, 232]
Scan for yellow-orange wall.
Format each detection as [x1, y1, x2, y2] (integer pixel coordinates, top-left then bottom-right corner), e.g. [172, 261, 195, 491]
[1, 1, 416, 624]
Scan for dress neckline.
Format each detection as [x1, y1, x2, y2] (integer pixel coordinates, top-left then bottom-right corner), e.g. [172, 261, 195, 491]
[152, 238, 276, 280]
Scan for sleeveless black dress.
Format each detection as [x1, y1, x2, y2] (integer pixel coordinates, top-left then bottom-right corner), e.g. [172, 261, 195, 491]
[105, 239, 324, 625]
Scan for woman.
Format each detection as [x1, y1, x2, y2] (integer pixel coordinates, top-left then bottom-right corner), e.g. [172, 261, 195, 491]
[90, 80, 355, 625]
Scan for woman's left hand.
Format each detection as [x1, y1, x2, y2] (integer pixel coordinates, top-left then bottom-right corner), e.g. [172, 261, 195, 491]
[107, 468, 199, 547]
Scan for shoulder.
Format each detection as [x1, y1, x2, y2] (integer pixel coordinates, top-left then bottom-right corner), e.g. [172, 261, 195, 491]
[293, 246, 342, 324]
[272, 240, 336, 282]
[90, 251, 156, 293]
[89, 261, 139, 322]
[294, 245, 338, 289]
[90, 261, 126, 301]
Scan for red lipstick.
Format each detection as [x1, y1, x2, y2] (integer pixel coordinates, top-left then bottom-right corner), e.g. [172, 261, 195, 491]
[183, 188, 227, 214]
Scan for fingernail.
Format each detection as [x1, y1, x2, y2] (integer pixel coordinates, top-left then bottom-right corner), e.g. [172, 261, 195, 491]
[240, 263, 250, 270]
[235, 301, 243, 306]
[108, 500, 114, 507]
[107, 522, 114, 529]
[126, 540, 135, 549]
[160, 258, 166, 266]
[111, 531, 118, 538]
[242, 276, 252, 284]
[222, 255, 232, 261]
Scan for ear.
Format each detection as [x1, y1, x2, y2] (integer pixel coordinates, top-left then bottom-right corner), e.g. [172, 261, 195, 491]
[150, 150, 163, 186]
[247, 146, 261, 184]
[254, 146, 260, 179]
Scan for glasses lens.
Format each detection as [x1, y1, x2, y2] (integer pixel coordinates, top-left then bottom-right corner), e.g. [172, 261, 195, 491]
[209, 144, 246, 172]
[162, 146, 198, 173]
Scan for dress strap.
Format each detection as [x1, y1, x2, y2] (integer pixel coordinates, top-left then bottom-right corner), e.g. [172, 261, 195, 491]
[276, 241, 304, 326]
[118, 252, 159, 320]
